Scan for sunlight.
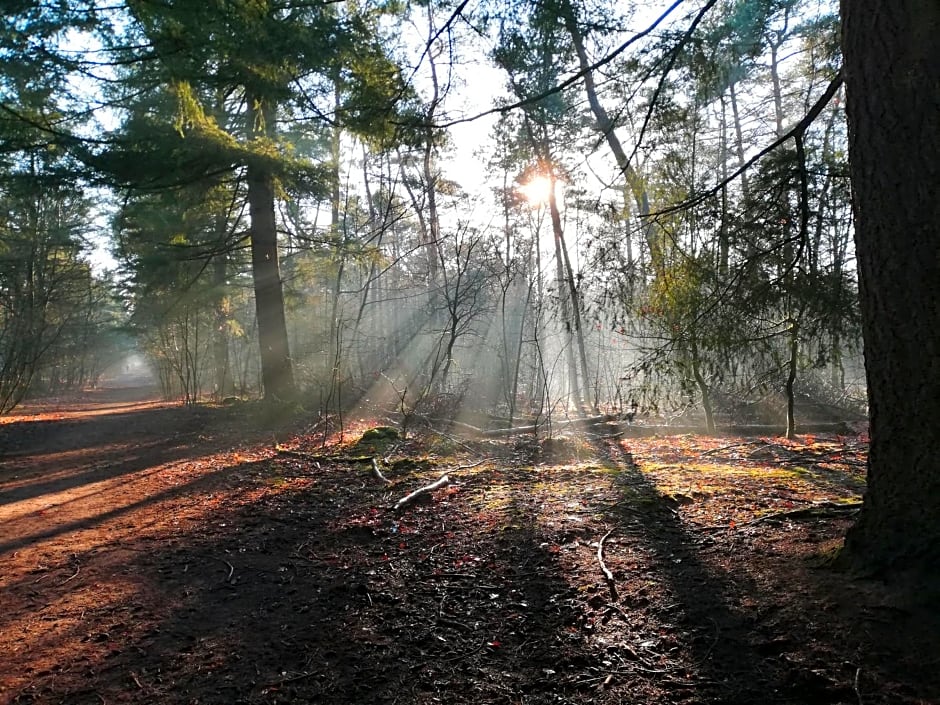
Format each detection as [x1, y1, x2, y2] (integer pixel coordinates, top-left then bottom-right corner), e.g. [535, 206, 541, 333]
[519, 174, 554, 206]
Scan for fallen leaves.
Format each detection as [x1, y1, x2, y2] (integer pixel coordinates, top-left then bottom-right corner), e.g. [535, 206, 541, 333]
[12, 398, 931, 705]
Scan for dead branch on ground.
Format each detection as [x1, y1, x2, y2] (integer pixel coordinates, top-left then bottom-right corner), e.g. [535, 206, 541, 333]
[744, 501, 862, 526]
[370, 458, 391, 484]
[393, 474, 451, 511]
[276, 448, 392, 481]
[597, 528, 619, 602]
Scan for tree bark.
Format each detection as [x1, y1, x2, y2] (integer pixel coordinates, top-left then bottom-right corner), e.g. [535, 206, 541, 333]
[557, 0, 662, 278]
[211, 253, 233, 400]
[547, 171, 593, 413]
[246, 92, 295, 401]
[839, 0, 940, 575]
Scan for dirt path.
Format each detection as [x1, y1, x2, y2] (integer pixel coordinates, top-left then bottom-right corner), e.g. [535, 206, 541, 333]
[1, 394, 938, 705]
[1, 386, 254, 555]
[0, 387, 278, 704]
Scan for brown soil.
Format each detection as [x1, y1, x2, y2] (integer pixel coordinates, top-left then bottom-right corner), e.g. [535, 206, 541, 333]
[1, 387, 938, 704]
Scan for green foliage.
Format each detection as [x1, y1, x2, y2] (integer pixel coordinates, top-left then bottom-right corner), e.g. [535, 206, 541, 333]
[0, 161, 111, 410]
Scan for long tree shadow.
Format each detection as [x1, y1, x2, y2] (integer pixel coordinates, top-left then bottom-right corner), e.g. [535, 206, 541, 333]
[2, 454, 615, 704]
[0, 403, 264, 508]
[6, 424, 935, 705]
[584, 432, 859, 704]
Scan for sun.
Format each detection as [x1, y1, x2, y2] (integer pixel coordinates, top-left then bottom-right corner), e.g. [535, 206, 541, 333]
[519, 174, 554, 206]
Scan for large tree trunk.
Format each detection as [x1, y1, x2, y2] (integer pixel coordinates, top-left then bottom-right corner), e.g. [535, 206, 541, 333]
[839, 0, 940, 575]
[246, 93, 295, 401]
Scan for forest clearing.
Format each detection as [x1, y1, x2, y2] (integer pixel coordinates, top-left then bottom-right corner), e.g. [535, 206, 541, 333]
[2, 2, 939, 703]
[2, 384, 938, 705]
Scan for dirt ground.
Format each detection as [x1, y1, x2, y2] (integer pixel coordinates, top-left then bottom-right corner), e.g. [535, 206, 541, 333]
[1, 385, 939, 705]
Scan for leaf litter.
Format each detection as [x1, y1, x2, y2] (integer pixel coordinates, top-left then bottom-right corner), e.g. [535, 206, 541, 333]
[0, 390, 938, 704]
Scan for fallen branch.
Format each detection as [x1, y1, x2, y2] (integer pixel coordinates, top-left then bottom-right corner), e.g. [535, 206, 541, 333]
[277, 448, 393, 482]
[425, 426, 476, 452]
[691, 500, 862, 532]
[452, 459, 488, 472]
[370, 458, 391, 485]
[597, 529, 619, 602]
[275, 448, 374, 464]
[394, 474, 450, 511]
[59, 565, 81, 586]
[219, 558, 235, 583]
[432, 414, 619, 438]
[701, 440, 769, 457]
[481, 414, 618, 437]
[745, 501, 861, 526]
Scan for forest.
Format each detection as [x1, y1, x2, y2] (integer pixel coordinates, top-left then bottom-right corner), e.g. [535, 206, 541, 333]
[1, 0, 938, 703]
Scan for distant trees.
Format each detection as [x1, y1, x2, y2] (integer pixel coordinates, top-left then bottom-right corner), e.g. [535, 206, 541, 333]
[0, 26, 123, 412]
[0, 161, 124, 411]
[0, 0, 867, 433]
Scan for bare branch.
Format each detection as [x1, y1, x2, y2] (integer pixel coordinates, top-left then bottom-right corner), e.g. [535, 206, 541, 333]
[648, 70, 844, 218]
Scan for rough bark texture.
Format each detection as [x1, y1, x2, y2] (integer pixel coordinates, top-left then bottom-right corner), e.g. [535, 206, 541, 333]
[247, 95, 295, 401]
[840, 0, 940, 575]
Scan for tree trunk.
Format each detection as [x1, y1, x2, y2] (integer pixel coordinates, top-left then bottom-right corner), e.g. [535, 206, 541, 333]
[246, 92, 295, 401]
[327, 78, 346, 401]
[689, 337, 715, 434]
[547, 172, 593, 413]
[728, 81, 749, 200]
[558, 0, 662, 279]
[211, 253, 233, 400]
[784, 318, 798, 440]
[839, 0, 940, 575]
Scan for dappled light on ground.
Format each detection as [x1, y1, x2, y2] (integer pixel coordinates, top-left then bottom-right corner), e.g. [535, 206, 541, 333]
[1, 395, 937, 704]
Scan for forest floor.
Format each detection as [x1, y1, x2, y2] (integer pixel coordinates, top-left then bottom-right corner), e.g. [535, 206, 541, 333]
[1, 384, 939, 705]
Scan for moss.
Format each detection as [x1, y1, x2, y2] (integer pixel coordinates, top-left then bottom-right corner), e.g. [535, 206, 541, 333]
[388, 457, 433, 472]
[808, 539, 845, 567]
[360, 426, 400, 442]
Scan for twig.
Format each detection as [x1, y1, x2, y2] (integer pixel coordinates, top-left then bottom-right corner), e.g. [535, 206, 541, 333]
[393, 474, 451, 511]
[853, 667, 864, 705]
[442, 637, 488, 662]
[269, 671, 316, 686]
[436, 616, 473, 632]
[220, 559, 235, 583]
[370, 458, 391, 484]
[597, 529, 619, 602]
[701, 440, 768, 457]
[60, 565, 81, 585]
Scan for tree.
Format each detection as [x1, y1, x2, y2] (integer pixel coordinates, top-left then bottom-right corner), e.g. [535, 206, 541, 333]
[114, 179, 244, 403]
[0, 44, 103, 411]
[838, 1, 940, 576]
[491, 3, 596, 413]
[93, 1, 405, 402]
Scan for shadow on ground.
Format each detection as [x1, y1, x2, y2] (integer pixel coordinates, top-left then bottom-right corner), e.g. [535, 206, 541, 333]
[2, 408, 938, 705]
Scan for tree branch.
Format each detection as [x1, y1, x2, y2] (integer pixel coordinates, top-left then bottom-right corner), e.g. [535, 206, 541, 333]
[426, 0, 689, 129]
[648, 70, 844, 218]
